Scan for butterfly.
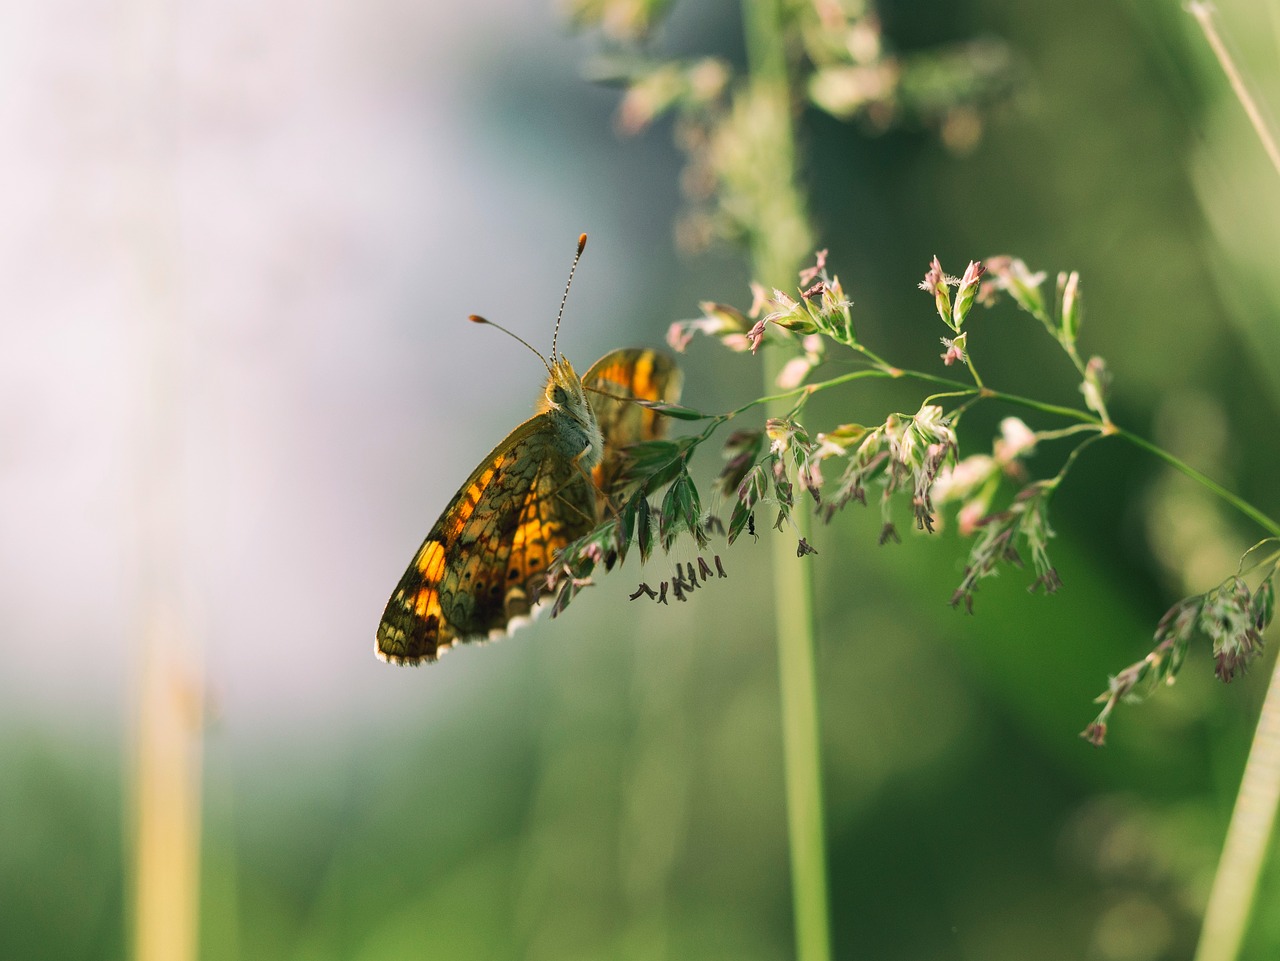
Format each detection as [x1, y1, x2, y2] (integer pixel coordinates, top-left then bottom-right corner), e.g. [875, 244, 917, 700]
[376, 238, 682, 666]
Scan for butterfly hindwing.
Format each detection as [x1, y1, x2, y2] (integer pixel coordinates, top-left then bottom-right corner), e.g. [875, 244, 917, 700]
[376, 416, 597, 664]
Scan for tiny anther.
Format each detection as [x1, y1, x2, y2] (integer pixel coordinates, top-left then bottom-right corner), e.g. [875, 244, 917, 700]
[658, 581, 669, 605]
[797, 538, 818, 557]
[697, 556, 713, 580]
[630, 583, 657, 601]
[714, 555, 728, 578]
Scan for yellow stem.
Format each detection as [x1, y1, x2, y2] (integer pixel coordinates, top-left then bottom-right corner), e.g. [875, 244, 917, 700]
[1193, 652, 1280, 961]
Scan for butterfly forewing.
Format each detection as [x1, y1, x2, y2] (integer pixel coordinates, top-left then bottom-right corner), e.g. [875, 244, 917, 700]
[585, 349, 684, 505]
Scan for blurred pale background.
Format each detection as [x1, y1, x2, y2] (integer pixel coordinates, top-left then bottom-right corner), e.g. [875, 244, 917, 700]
[3, 0, 1280, 959]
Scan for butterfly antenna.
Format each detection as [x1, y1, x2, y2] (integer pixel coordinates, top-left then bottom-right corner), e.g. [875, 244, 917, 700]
[468, 315, 552, 375]
[551, 233, 587, 366]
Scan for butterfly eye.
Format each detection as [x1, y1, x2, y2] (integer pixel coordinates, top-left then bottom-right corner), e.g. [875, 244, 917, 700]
[551, 386, 569, 406]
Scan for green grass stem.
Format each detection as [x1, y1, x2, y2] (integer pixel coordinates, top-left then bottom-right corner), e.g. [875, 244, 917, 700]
[739, 1, 833, 959]
[1188, 6, 1280, 957]
[1192, 652, 1280, 961]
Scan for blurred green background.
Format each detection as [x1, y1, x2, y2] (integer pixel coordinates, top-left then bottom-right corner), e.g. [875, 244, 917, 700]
[3, 0, 1280, 959]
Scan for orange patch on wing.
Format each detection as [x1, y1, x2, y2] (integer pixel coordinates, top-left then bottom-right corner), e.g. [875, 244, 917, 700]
[414, 539, 447, 579]
[629, 353, 655, 398]
[409, 541, 448, 621]
[410, 587, 443, 621]
[511, 518, 542, 551]
[452, 464, 499, 528]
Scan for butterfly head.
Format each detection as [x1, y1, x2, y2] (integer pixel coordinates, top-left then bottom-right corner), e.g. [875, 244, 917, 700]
[539, 356, 604, 470]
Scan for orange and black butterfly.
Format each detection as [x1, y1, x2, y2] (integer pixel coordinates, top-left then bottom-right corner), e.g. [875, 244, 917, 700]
[376, 237, 681, 665]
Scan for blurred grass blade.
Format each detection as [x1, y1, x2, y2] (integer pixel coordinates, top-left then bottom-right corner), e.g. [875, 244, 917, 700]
[741, 0, 832, 957]
[1193, 653, 1280, 961]
[133, 619, 203, 961]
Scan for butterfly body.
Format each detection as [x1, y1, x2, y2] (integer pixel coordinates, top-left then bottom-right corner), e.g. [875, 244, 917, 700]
[377, 348, 681, 666]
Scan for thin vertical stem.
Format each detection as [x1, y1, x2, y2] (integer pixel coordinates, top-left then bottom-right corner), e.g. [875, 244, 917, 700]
[1186, 7, 1280, 958]
[120, 1, 203, 959]
[740, 2, 832, 960]
[764, 355, 832, 961]
[1193, 653, 1280, 961]
[1188, 3, 1280, 180]
[134, 615, 204, 961]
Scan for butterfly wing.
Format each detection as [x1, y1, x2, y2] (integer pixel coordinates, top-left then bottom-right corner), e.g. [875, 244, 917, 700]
[376, 415, 599, 665]
[584, 348, 683, 504]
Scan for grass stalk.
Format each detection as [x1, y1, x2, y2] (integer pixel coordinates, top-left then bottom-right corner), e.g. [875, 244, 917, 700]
[763, 376, 833, 961]
[1186, 7, 1280, 957]
[133, 623, 204, 961]
[120, 1, 203, 957]
[1188, 2, 1280, 179]
[1192, 651, 1280, 961]
[739, 1, 832, 959]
